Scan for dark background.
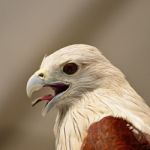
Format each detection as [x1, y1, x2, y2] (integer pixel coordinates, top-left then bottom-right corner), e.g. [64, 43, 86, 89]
[0, 0, 150, 149]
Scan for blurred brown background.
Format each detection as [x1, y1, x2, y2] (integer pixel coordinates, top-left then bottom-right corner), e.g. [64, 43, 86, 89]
[0, 0, 150, 150]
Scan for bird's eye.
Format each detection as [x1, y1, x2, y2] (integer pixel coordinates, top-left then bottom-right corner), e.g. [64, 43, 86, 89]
[63, 63, 78, 75]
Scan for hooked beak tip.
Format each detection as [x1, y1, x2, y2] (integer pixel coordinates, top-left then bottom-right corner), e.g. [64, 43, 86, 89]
[26, 74, 44, 98]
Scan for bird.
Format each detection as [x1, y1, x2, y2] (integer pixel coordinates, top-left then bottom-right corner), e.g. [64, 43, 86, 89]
[26, 44, 150, 150]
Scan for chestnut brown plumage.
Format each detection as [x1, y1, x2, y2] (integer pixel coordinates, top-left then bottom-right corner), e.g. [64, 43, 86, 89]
[81, 116, 150, 150]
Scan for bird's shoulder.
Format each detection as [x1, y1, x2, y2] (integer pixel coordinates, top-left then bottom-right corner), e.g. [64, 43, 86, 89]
[81, 116, 150, 150]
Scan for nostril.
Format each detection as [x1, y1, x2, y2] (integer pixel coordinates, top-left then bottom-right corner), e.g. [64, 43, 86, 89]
[38, 73, 44, 78]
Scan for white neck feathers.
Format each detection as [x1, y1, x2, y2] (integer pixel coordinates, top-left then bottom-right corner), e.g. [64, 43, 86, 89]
[54, 81, 150, 150]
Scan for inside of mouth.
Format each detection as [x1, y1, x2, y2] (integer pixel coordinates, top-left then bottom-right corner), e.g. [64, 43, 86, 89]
[32, 83, 69, 107]
[49, 83, 69, 95]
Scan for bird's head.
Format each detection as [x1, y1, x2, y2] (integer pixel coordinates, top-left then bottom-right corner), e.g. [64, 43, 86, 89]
[26, 44, 124, 116]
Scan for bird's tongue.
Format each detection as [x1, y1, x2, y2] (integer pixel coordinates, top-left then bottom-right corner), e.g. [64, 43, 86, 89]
[31, 86, 55, 107]
[32, 95, 54, 107]
[41, 95, 53, 101]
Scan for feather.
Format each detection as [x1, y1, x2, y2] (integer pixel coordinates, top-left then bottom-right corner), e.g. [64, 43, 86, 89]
[81, 116, 150, 150]
[26, 44, 150, 150]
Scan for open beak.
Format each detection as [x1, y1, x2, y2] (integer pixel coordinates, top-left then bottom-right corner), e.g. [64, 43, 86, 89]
[26, 73, 70, 116]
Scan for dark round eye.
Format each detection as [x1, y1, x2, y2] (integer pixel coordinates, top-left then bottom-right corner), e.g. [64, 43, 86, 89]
[63, 63, 78, 75]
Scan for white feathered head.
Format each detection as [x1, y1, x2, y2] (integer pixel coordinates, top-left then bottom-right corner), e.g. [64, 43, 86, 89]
[26, 44, 125, 116]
